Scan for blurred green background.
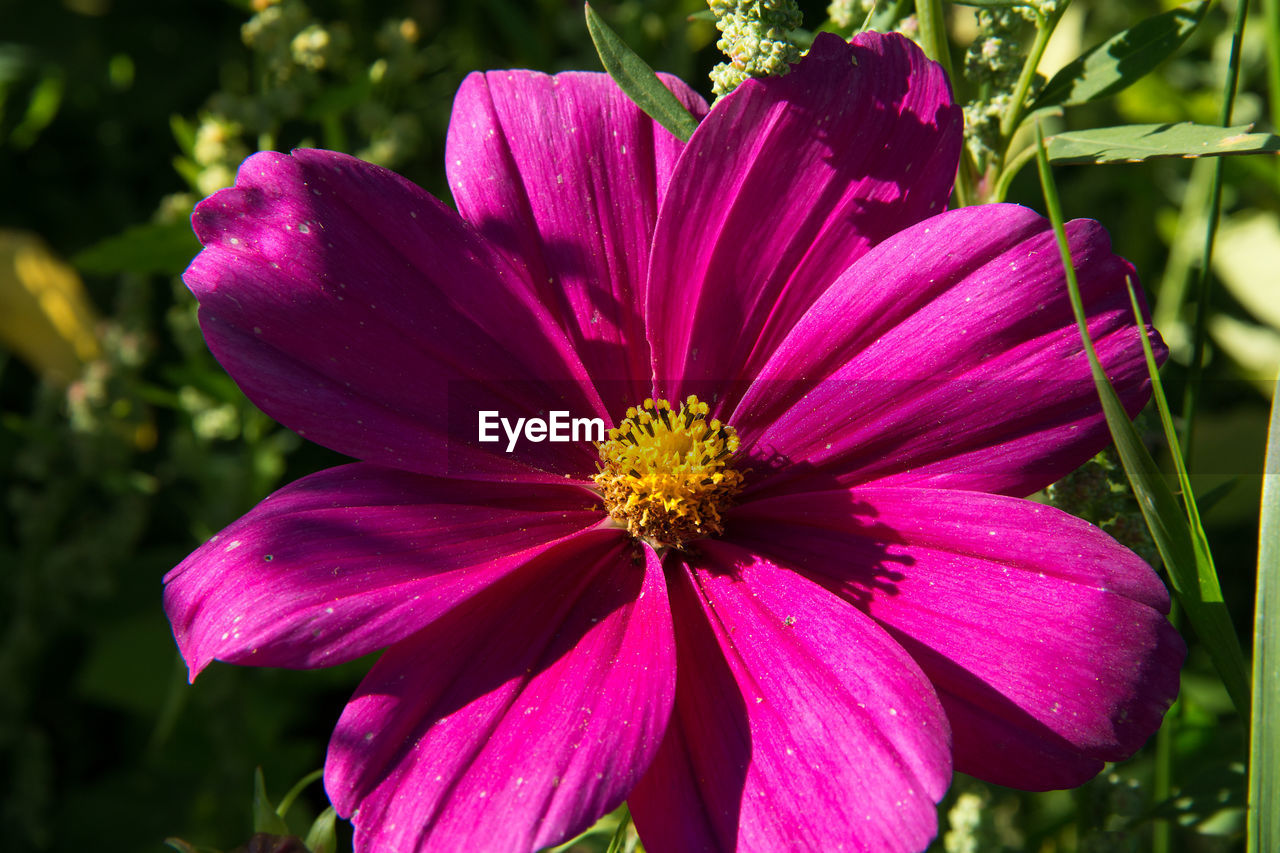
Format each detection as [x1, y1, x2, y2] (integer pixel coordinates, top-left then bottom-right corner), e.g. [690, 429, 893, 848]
[0, 0, 1273, 851]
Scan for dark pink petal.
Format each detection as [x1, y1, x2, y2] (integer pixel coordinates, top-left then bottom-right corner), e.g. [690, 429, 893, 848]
[734, 204, 1162, 497]
[727, 487, 1184, 789]
[648, 32, 961, 409]
[185, 149, 604, 480]
[628, 545, 950, 853]
[448, 70, 707, 415]
[325, 538, 674, 853]
[164, 463, 607, 678]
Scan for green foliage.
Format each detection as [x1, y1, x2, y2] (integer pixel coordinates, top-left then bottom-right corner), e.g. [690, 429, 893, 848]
[252, 769, 291, 836]
[73, 222, 202, 278]
[0, 1, 1274, 852]
[586, 3, 700, 141]
[1035, 121, 1251, 721]
[1032, 1, 1210, 111]
[1047, 122, 1280, 164]
[1251, 377, 1280, 852]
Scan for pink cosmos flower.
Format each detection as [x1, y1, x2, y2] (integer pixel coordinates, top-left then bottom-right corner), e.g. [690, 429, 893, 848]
[166, 32, 1184, 853]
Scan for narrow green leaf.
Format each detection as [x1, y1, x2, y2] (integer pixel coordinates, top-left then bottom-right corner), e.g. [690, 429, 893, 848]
[584, 2, 699, 142]
[1047, 122, 1280, 165]
[604, 804, 633, 853]
[1032, 1, 1210, 110]
[304, 807, 338, 853]
[10, 71, 64, 149]
[1196, 479, 1238, 516]
[1250, 375, 1280, 852]
[1034, 123, 1251, 719]
[1123, 277, 1251, 718]
[252, 768, 290, 836]
[72, 220, 201, 276]
[170, 113, 197, 156]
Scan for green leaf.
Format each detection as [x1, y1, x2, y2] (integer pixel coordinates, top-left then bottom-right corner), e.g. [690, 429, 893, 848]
[584, 2, 699, 142]
[252, 768, 291, 836]
[72, 220, 200, 276]
[1032, 1, 1210, 110]
[1122, 277, 1251, 719]
[1250, 375, 1280, 852]
[1196, 478, 1238, 517]
[170, 113, 196, 156]
[1034, 122, 1252, 720]
[604, 805, 632, 853]
[9, 71, 64, 149]
[303, 807, 338, 853]
[1047, 122, 1280, 164]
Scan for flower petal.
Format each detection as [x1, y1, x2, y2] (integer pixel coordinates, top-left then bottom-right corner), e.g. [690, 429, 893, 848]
[448, 70, 707, 415]
[648, 32, 961, 408]
[628, 544, 950, 853]
[325, 537, 674, 853]
[163, 463, 607, 678]
[726, 487, 1184, 789]
[185, 149, 604, 480]
[734, 204, 1162, 497]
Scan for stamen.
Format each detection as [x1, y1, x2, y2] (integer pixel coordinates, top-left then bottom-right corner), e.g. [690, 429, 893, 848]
[593, 395, 745, 549]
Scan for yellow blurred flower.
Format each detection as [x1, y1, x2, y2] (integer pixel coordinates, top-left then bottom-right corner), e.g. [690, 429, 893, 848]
[0, 230, 101, 385]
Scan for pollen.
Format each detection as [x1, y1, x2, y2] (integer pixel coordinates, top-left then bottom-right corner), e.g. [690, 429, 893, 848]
[594, 395, 744, 549]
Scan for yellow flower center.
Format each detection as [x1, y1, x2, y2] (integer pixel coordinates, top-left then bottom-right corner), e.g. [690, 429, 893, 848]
[593, 395, 744, 549]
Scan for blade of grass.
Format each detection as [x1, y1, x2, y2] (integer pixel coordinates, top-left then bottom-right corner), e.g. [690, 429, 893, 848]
[1125, 278, 1228, 597]
[584, 2, 699, 142]
[1249, 375, 1280, 853]
[1034, 121, 1251, 720]
[605, 804, 633, 853]
[1181, 0, 1249, 465]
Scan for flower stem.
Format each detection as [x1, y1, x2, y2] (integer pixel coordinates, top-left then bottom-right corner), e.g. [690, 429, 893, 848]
[998, 3, 1064, 142]
[914, 0, 954, 83]
[1152, 604, 1182, 853]
[1181, 0, 1248, 464]
[915, 0, 974, 204]
[990, 141, 1037, 203]
[1265, 0, 1280, 141]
